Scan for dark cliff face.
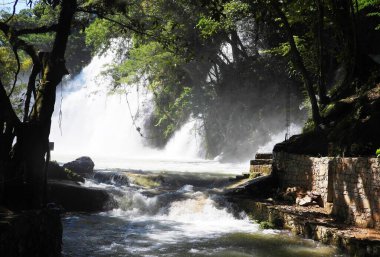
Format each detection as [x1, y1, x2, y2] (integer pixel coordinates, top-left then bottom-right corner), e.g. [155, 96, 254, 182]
[0, 208, 62, 257]
[273, 131, 328, 156]
[274, 84, 380, 157]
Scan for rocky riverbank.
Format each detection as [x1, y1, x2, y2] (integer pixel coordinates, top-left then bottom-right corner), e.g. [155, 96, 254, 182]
[232, 198, 380, 257]
[0, 156, 117, 257]
[47, 157, 117, 212]
[226, 152, 380, 257]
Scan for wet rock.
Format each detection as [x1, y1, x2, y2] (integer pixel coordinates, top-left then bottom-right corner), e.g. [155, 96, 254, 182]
[63, 156, 95, 176]
[48, 180, 117, 212]
[226, 175, 278, 197]
[92, 172, 129, 186]
[48, 161, 85, 183]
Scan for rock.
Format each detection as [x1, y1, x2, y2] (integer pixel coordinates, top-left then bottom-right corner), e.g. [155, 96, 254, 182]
[297, 195, 313, 206]
[296, 191, 323, 207]
[274, 130, 328, 156]
[279, 187, 304, 202]
[47, 180, 117, 212]
[226, 175, 278, 197]
[92, 172, 129, 186]
[48, 161, 85, 183]
[63, 156, 95, 176]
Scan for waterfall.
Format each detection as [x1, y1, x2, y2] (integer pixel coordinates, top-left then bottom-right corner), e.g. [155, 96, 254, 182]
[50, 44, 204, 167]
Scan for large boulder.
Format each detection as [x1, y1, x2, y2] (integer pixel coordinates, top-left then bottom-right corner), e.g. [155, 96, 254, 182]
[273, 130, 328, 156]
[225, 175, 278, 198]
[48, 161, 85, 183]
[47, 180, 117, 212]
[63, 156, 95, 176]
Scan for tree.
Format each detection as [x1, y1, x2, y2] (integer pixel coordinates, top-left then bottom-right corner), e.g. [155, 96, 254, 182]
[0, 0, 77, 208]
[0, 0, 145, 209]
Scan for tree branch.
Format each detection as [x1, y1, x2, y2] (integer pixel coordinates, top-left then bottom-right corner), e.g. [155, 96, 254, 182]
[76, 7, 150, 36]
[3, 0, 18, 23]
[0, 21, 40, 64]
[271, 0, 321, 124]
[16, 24, 59, 35]
[24, 60, 42, 122]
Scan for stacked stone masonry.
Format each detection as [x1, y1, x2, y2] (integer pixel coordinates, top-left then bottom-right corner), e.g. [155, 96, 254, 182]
[250, 153, 273, 176]
[273, 152, 380, 228]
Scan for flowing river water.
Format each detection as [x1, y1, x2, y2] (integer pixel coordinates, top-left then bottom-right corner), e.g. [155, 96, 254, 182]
[50, 44, 345, 257]
[61, 168, 345, 257]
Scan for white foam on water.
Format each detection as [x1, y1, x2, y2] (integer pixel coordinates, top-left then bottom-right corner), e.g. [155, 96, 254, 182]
[95, 180, 259, 245]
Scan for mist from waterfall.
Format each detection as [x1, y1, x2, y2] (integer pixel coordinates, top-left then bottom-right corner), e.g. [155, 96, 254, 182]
[49, 45, 247, 173]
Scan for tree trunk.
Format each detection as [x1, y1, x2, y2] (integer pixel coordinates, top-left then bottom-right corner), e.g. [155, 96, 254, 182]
[331, 0, 357, 98]
[5, 0, 77, 209]
[316, 0, 329, 105]
[0, 79, 20, 205]
[272, 1, 322, 125]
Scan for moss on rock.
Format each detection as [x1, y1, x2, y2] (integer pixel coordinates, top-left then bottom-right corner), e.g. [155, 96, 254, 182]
[48, 161, 85, 183]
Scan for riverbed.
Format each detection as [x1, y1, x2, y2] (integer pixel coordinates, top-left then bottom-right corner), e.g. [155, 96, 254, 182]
[61, 167, 346, 257]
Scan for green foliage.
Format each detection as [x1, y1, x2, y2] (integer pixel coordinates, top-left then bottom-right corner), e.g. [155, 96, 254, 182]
[85, 19, 115, 51]
[303, 119, 315, 133]
[48, 161, 84, 183]
[376, 148, 380, 158]
[197, 15, 221, 38]
[116, 42, 183, 84]
[196, 0, 249, 38]
[113, 40, 192, 141]
[358, 0, 380, 10]
[259, 221, 275, 229]
[1, 0, 377, 159]
[361, 0, 380, 30]
[258, 217, 284, 230]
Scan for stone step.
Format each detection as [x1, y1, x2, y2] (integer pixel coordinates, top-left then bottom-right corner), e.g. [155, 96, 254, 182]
[250, 159, 273, 165]
[250, 164, 272, 175]
[255, 153, 273, 160]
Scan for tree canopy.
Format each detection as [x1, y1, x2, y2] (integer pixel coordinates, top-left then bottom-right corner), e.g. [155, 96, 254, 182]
[0, 0, 379, 209]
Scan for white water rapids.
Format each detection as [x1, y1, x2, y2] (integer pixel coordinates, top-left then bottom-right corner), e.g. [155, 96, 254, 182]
[50, 47, 344, 257]
[62, 169, 344, 257]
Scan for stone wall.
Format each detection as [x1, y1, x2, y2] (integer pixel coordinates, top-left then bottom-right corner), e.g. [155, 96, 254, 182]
[273, 152, 380, 228]
[250, 164, 272, 176]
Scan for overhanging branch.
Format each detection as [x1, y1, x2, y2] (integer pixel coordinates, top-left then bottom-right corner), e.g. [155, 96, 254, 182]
[76, 7, 149, 36]
[7, 45, 21, 97]
[16, 24, 59, 35]
[0, 21, 40, 64]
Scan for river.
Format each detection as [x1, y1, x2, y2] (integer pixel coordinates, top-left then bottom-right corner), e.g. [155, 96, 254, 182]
[50, 42, 344, 257]
[61, 167, 345, 257]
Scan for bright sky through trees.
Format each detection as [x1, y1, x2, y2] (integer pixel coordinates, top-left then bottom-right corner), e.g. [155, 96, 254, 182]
[0, 0, 28, 12]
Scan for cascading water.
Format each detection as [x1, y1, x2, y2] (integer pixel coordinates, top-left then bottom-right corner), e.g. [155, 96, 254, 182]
[53, 45, 345, 257]
[49, 44, 240, 172]
[62, 169, 345, 257]
[50, 45, 191, 158]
